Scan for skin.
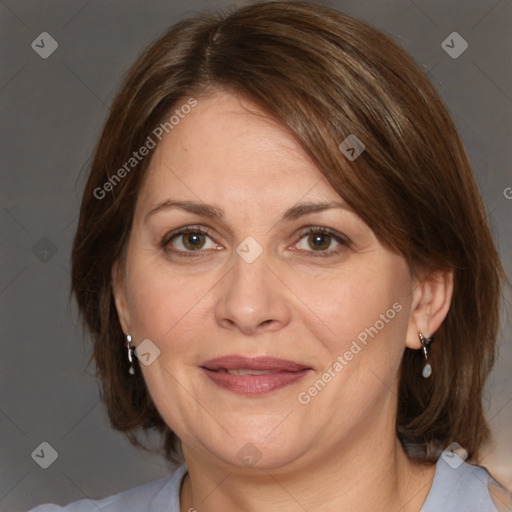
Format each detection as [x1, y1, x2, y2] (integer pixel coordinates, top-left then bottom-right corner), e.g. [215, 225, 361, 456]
[112, 90, 453, 512]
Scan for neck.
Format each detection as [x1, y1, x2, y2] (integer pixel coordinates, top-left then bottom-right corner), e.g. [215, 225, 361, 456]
[179, 429, 435, 512]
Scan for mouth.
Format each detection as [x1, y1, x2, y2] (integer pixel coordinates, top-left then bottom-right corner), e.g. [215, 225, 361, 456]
[200, 355, 313, 395]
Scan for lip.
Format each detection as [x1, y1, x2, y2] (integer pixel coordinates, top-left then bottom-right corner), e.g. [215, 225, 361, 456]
[201, 355, 310, 372]
[201, 355, 312, 396]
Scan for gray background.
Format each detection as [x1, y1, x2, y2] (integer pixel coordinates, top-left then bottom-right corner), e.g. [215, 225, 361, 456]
[0, 0, 511, 509]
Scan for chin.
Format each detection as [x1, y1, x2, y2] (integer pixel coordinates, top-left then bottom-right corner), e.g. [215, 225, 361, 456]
[204, 429, 311, 472]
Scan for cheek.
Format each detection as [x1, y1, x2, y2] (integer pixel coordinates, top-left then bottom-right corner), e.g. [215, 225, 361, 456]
[124, 253, 214, 344]
[295, 260, 408, 351]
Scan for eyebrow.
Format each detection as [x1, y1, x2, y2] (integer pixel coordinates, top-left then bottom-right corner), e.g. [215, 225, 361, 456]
[144, 199, 350, 224]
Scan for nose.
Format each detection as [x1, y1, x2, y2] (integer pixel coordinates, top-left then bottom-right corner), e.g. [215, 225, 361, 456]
[214, 246, 291, 335]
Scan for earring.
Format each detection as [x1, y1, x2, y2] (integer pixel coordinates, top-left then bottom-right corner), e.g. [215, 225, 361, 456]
[126, 335, 136, 375]
[419, 332, 433, 378]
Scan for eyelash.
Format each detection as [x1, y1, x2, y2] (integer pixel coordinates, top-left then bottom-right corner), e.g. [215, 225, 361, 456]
[161, 225, 350, 258]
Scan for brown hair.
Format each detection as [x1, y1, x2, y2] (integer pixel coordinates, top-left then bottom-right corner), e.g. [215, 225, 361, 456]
[71, 0, 503, 465]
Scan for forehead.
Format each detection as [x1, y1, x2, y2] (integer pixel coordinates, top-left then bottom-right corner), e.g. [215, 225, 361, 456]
[136, 91, 341, 213]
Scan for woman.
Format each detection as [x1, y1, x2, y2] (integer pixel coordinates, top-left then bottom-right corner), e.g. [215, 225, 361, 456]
[28, 1, 510, 511]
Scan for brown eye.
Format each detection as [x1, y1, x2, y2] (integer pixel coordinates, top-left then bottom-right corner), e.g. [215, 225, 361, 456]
[307, 232, 332, 251]
[294, 227, 349, 257]
[163, 227, 218, 254]
[181, 231, 206, 250]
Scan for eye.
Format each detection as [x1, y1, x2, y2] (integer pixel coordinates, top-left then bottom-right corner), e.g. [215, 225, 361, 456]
[162, 225, 349, 258]
[293, 227, 349, 256]
[162, 226, 220, 255]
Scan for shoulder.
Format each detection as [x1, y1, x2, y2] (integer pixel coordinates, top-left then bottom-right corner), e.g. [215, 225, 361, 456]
[25, 465, 187, 512]
[421, 457, 511, 512]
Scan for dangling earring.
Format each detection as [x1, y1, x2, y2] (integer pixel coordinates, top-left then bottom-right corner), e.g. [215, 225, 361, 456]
[126, 335, 136, 375]
[419, 332, 433, 378]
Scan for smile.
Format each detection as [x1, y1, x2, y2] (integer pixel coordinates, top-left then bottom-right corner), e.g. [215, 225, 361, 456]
[200, 355, 312, 395]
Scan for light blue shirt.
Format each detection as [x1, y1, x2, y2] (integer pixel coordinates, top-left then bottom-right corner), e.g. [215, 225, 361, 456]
[24, 458, 507, 511]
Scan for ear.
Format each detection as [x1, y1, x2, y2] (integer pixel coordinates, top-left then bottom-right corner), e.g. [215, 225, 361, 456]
[405, 269, 454, 349]
[111, 258, 131, 335]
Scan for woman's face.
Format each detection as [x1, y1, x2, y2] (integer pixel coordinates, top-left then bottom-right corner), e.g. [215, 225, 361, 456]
[113, 90, 419, 471]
